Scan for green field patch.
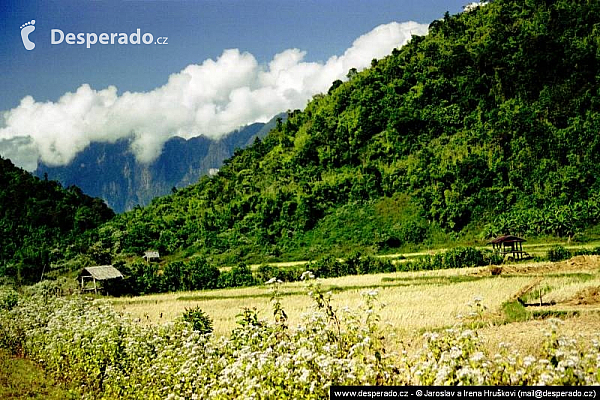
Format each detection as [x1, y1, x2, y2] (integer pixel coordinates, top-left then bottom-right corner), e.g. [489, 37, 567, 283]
[531, 310, 580, 319]
[381, 275, 488, 285]
[110, 298, 168, 306]
[501, 300, 530, 323]
[175, 276, 494, 302]
[544, 272, 596, 280]
[177, 290, 306, 301]
[327, 284, 392, 293]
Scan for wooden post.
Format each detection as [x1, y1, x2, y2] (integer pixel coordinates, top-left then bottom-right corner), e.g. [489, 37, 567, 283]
[520, 242, 523, 259]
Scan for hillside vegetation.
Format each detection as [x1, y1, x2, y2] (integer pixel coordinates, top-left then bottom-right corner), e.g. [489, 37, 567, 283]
[0, 157, 114, 283]
[93, 0, 600, 264]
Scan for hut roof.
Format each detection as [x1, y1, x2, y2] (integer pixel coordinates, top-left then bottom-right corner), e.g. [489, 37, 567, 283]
[488, 235, 526, 244]
[81, 265, 123, 280]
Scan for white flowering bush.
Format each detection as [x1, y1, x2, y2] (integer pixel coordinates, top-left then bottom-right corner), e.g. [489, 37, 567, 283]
[1, 279, 599, 399]
[404, 318, 600, 386]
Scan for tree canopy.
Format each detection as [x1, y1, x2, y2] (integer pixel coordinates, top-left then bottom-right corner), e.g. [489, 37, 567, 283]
[0, 157, 115, 283]
[7, 0, 600, 271]
[94, 0, 600, 264]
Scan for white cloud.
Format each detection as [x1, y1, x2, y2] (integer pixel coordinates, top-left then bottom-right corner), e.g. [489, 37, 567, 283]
[0, 21, 428, 170]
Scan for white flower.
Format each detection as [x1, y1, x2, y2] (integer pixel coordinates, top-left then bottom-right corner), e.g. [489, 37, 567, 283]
[301, 271, 315, 280]
[298, 368, 311, 383]
[460, 330, 475, 339]
[450, 346, 463, 359]
[523, 355, 536, 367]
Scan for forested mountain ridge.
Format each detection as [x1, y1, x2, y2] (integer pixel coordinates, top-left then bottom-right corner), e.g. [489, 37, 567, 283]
[93, 0, 600, 263]
[35, 117, 281, 213]
[0, 157, 115, 283]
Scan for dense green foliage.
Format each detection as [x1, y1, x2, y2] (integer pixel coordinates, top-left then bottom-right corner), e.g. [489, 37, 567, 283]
[1, 280, 599, 398]
[84, 0, 600, 264]
[115, 257, 221, 295]
[181, 306, 214, 334]
[546, 244, 600, 261]
[547, 245, 573, 262]
[0, 158, 114, 284]
[110, 247, 491, 295]
[402, 246, 502, 271]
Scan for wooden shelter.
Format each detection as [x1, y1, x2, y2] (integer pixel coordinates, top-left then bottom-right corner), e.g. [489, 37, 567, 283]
[79, 265, 123, 294]
[144, 250, 160, 262]
[488, 235, 527, 260]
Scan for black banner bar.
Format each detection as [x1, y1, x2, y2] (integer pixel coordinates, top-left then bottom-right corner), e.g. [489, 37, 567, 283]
[330, 386, 598, 399]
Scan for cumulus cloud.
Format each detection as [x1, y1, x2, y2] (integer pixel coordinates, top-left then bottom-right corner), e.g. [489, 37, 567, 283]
[0, 21, 427, 170]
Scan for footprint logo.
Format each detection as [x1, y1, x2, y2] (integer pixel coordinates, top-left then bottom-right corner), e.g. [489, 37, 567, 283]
[20, 20, 36, 51]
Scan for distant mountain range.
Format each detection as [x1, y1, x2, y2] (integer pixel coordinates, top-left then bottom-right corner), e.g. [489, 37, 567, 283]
[35, 115, 281, 213]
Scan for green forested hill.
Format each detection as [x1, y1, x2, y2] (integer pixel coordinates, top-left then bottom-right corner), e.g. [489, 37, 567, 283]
[97, 0, 600, 263]
[0, 157, 115, 283]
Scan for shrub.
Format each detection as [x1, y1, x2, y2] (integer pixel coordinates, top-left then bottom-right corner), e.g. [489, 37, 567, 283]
[310, 255, 345, 278]
[0, 287, 18, 311]
[186, 257, 220, 290]
[356, 254, 395, 274]
[181, 306, 213, 334]
[218, 263, 256, 288]
[481, 249, 504, 265]
[402, 247, 492, 271]
[256, 264, 278, 283]
[572, 246, 600, 257]
[547, 245, 571, 262]
[162, 261, 185, 292]
[343, 251, 362, 275]
[443, 247, 485, 269]
[277, 267, 304, 282]
[309, 252, 396, 278]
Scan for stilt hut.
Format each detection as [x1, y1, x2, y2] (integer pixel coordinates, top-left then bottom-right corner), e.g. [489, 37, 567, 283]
[79, 265, 123, 294]
[488, 235, 527, 260]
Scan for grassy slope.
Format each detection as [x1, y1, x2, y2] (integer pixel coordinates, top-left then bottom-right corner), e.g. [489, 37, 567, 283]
[0, 350, 81, 399]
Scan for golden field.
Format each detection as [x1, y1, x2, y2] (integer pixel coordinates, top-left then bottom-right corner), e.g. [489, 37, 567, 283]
[112, 255, 600, 354]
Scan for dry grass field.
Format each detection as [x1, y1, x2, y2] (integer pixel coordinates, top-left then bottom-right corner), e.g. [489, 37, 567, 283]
[111, 255, 600, 357]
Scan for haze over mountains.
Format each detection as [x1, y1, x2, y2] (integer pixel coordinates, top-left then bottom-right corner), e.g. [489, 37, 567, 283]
[34, 117, 280, 213]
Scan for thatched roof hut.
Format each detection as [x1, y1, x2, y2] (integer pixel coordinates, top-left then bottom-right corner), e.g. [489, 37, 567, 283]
[488, 235, 527, 259]
[79, 265, 124, 294]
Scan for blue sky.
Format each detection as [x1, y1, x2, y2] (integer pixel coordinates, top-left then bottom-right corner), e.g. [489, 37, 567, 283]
[0, 0, 469, 169]
[1, 0, 467, 110]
